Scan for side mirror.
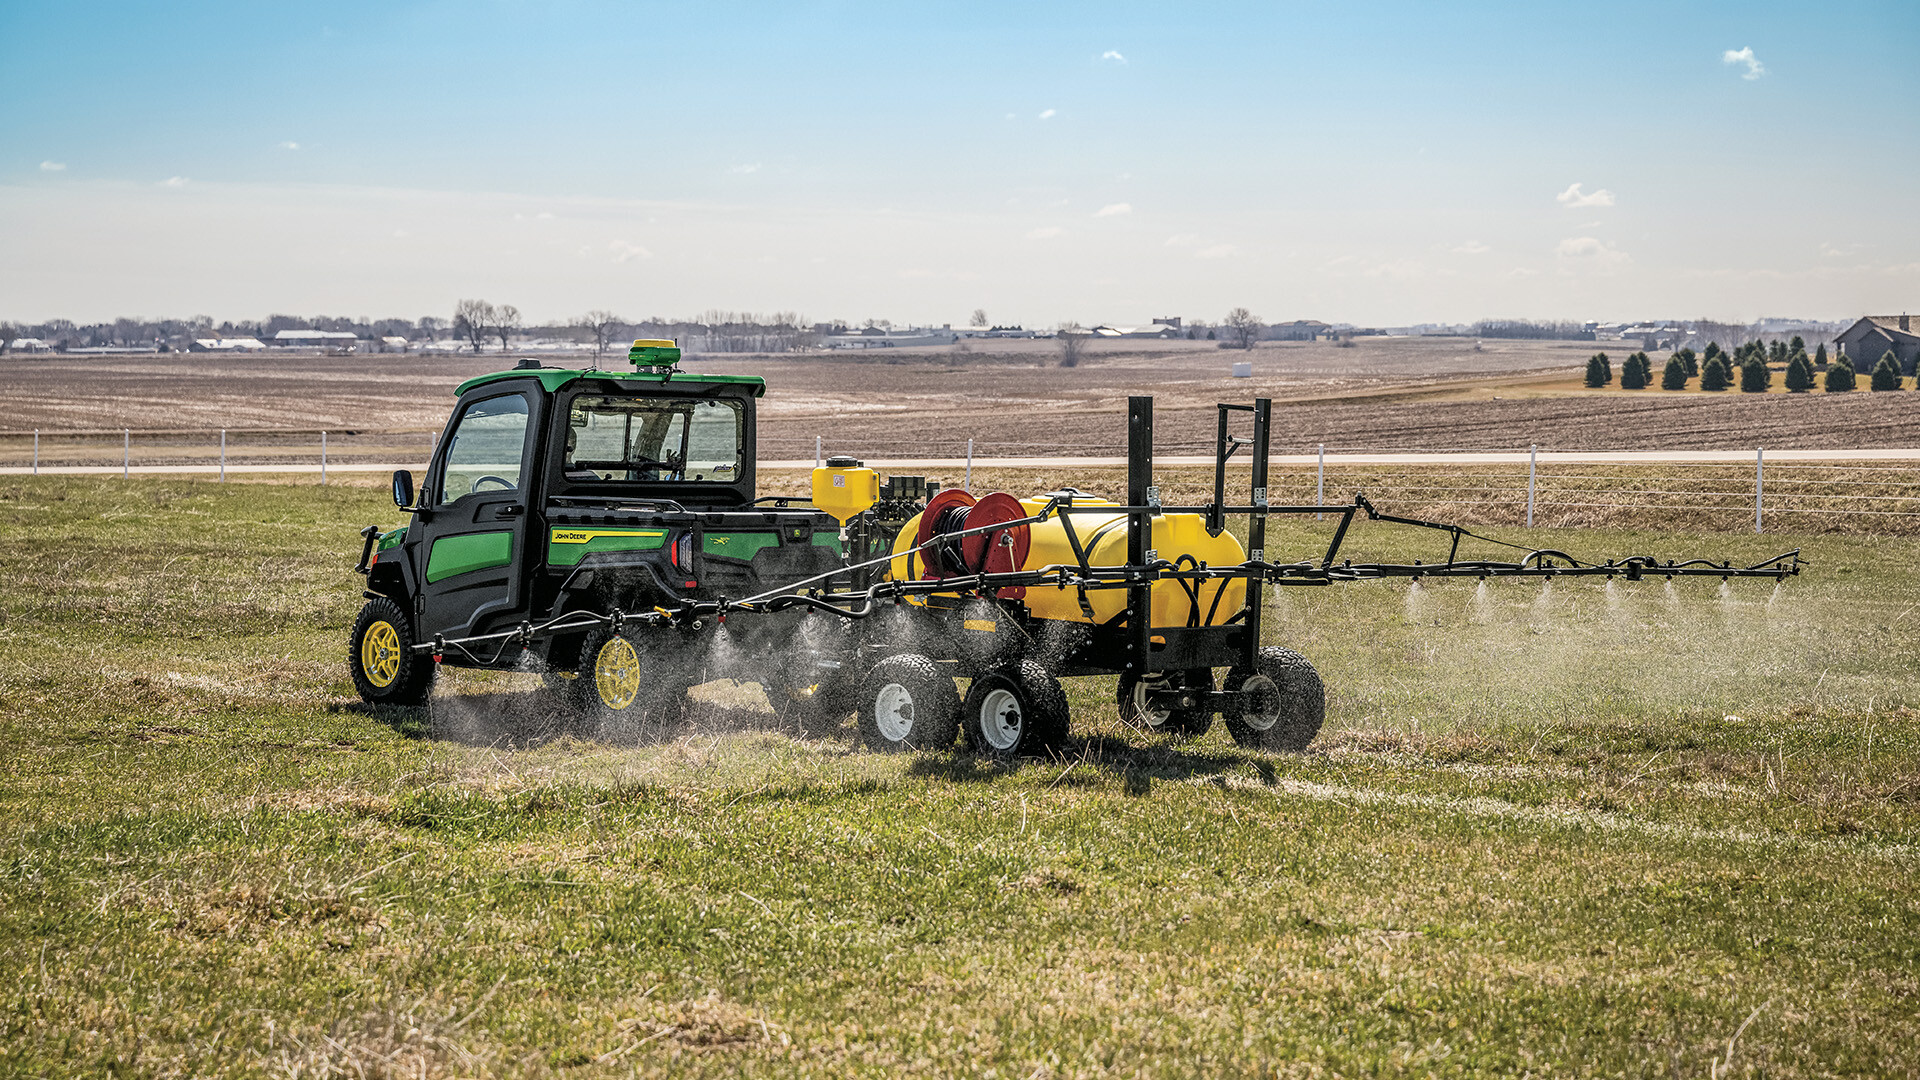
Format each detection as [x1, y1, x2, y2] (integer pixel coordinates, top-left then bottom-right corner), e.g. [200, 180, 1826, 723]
[391, 469, 416, 510]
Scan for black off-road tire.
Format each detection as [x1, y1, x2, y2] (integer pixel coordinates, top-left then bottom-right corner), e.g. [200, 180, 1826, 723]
[963, 660, 1070, 759]
[776, 670, 859, 735]
[1223, 646, 1324, 752]
[857, 654, 961, 752]
[1116, 668, 1216, 738]
[349, 597, 435, 706]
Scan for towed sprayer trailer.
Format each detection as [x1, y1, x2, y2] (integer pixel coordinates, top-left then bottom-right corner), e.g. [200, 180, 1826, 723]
[349, 340, 1804, 756]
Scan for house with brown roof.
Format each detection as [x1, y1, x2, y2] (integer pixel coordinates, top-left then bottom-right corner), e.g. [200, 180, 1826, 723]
[1835, 315, 1920, 375]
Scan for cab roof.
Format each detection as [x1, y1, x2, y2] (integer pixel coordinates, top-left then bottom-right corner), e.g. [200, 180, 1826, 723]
[455, 366, 767, 398]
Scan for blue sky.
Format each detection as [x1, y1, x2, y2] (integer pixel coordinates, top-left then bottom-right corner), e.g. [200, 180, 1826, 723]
[4, 1, 1917, 326]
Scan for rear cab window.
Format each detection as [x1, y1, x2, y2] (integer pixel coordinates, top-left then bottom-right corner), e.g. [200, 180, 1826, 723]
[563, 394, 743, 485]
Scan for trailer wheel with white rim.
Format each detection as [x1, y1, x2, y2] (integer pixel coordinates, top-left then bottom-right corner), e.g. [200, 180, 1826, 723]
[857, 653, 961, 752]
[1223, 646, 1323, 751]
[963, 659, 1069, 759]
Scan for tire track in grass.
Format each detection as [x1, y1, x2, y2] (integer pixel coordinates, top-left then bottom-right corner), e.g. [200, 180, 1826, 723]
[1200, 773, 1920, 862]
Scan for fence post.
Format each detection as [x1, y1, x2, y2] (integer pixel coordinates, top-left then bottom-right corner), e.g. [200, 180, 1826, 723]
[1316, 444, 1325, 520]
[814, 435, 822, 468]
[965, 438, 973, 492]
[219, 429, 226, 483]
[1527, 444, 1537, 527]
[1755, 447, 1764, 533]
[123, 429, 129, 479]
[32, 430, 37, 476]
[321, 430, 328, 485]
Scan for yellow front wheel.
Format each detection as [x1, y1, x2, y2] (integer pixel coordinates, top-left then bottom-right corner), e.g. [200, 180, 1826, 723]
[350, 597, 434, 705]
[361, 620, 402, 688]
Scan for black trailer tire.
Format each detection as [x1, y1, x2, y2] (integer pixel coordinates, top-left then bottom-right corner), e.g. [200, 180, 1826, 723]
[776, 670, 859, 735]
[963, 660, 1069, 759]
[574, 625, 688, 725]
[1115, 668, 1216, 738]
[1223, 646, 1324, 752]
[857, 654, 961, 752]
[349, 597, 435, 706]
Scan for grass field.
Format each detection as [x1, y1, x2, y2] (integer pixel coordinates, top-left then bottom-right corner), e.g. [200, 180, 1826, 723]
[3, 477, 1917, 1078]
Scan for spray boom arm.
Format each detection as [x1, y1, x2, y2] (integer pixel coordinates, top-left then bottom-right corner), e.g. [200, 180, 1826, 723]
[408, 488, 1802, 661]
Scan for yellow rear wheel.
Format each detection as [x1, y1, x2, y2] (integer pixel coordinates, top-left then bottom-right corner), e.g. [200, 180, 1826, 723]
[593, 635, 642, 710]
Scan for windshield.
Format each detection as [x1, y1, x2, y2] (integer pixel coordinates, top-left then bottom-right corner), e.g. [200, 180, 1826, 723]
[564, 395, 743, 483]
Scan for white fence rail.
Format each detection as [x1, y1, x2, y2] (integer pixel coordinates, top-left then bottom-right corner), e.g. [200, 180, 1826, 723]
[5, 428, 1920, 534]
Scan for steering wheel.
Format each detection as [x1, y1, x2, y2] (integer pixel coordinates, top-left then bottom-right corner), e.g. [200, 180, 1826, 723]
[471, 474, 517, 493]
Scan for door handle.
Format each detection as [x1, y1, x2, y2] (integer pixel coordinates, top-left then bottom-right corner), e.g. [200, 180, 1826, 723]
[497, 504, 525, 517]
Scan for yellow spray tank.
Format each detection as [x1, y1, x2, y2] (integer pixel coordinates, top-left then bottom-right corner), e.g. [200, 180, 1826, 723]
[887, 490, 1246, 629]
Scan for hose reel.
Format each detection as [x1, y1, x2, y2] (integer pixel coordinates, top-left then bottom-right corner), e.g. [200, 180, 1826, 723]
[914, 490, 1031, 598]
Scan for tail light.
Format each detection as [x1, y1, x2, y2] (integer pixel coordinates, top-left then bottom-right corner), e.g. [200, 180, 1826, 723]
[671, 532, 694, 574]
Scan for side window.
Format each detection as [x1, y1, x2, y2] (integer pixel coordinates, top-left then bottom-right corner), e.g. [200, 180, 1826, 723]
[437, 394, 530, 505]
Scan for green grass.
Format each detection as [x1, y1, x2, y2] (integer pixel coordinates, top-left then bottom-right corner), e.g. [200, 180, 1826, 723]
[2, 477, 1916, 1078]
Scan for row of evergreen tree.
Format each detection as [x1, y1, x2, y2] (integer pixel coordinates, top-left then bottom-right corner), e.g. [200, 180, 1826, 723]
[1584, 336, 1908, 393]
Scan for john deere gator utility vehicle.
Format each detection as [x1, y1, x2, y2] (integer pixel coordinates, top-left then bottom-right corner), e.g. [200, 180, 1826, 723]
[351, 339, 1802, 757]
[350, 340, 868, 722]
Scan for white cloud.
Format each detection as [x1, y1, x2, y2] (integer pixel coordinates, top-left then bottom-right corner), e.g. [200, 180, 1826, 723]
[1163, 233, 1200, 248]
[729, 162, 762, 174]
[39, 160, 66, 171]
[1037, 108, 1056, 120]
[1452, 240, 1490, 255]
[161, 176, 189, 187]
[1723, 47, 1765, 80]
[1555, 236, 1629, 268]
[1555, 182, 1615, 209]
[278, 141, 300, 151]
[1025, 225, 1066, 240]
[1093, 202, 1132, 217]
[609, 240, 653, 263]
[1193, 244, 1238, 260]
[1101, 50, 1126, 63]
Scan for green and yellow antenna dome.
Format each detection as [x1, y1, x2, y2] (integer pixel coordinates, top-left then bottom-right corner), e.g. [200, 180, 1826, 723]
[628, 338, 681, 370]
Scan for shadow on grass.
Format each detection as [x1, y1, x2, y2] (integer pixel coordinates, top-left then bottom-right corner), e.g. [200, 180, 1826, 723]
[342, 688, 832, 750]
[904, 732, 1281, 795]
[346, 690, 1296, 793]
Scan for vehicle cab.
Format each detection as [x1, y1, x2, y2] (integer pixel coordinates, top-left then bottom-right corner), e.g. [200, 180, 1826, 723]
[352, 340, 842, 701]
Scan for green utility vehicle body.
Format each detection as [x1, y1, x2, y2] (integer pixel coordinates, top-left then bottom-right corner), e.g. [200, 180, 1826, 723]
[352, 344, 848, 704]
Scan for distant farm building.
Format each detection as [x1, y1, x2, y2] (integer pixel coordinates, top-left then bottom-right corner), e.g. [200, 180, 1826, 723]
[1089, 324, 1181, 339]
[5, 338, 53, 353]
[378, 336, 411, 352]
[1267, 320, 1329, 341]
[824, 327, 960, 349]
[272, 329, 360, 350]
[1835, 315, 1920, 374]
[189, 337, 267, 352]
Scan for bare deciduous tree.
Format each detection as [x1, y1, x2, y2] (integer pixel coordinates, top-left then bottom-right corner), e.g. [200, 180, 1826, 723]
[970, 308, 989, 328]
[1224, 307, 1262, 350]
[575, 310, 625, 357]
[1057, 322, 1086, 368]
[492, 304, 522, 353]
[453, 299, 494, 353]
